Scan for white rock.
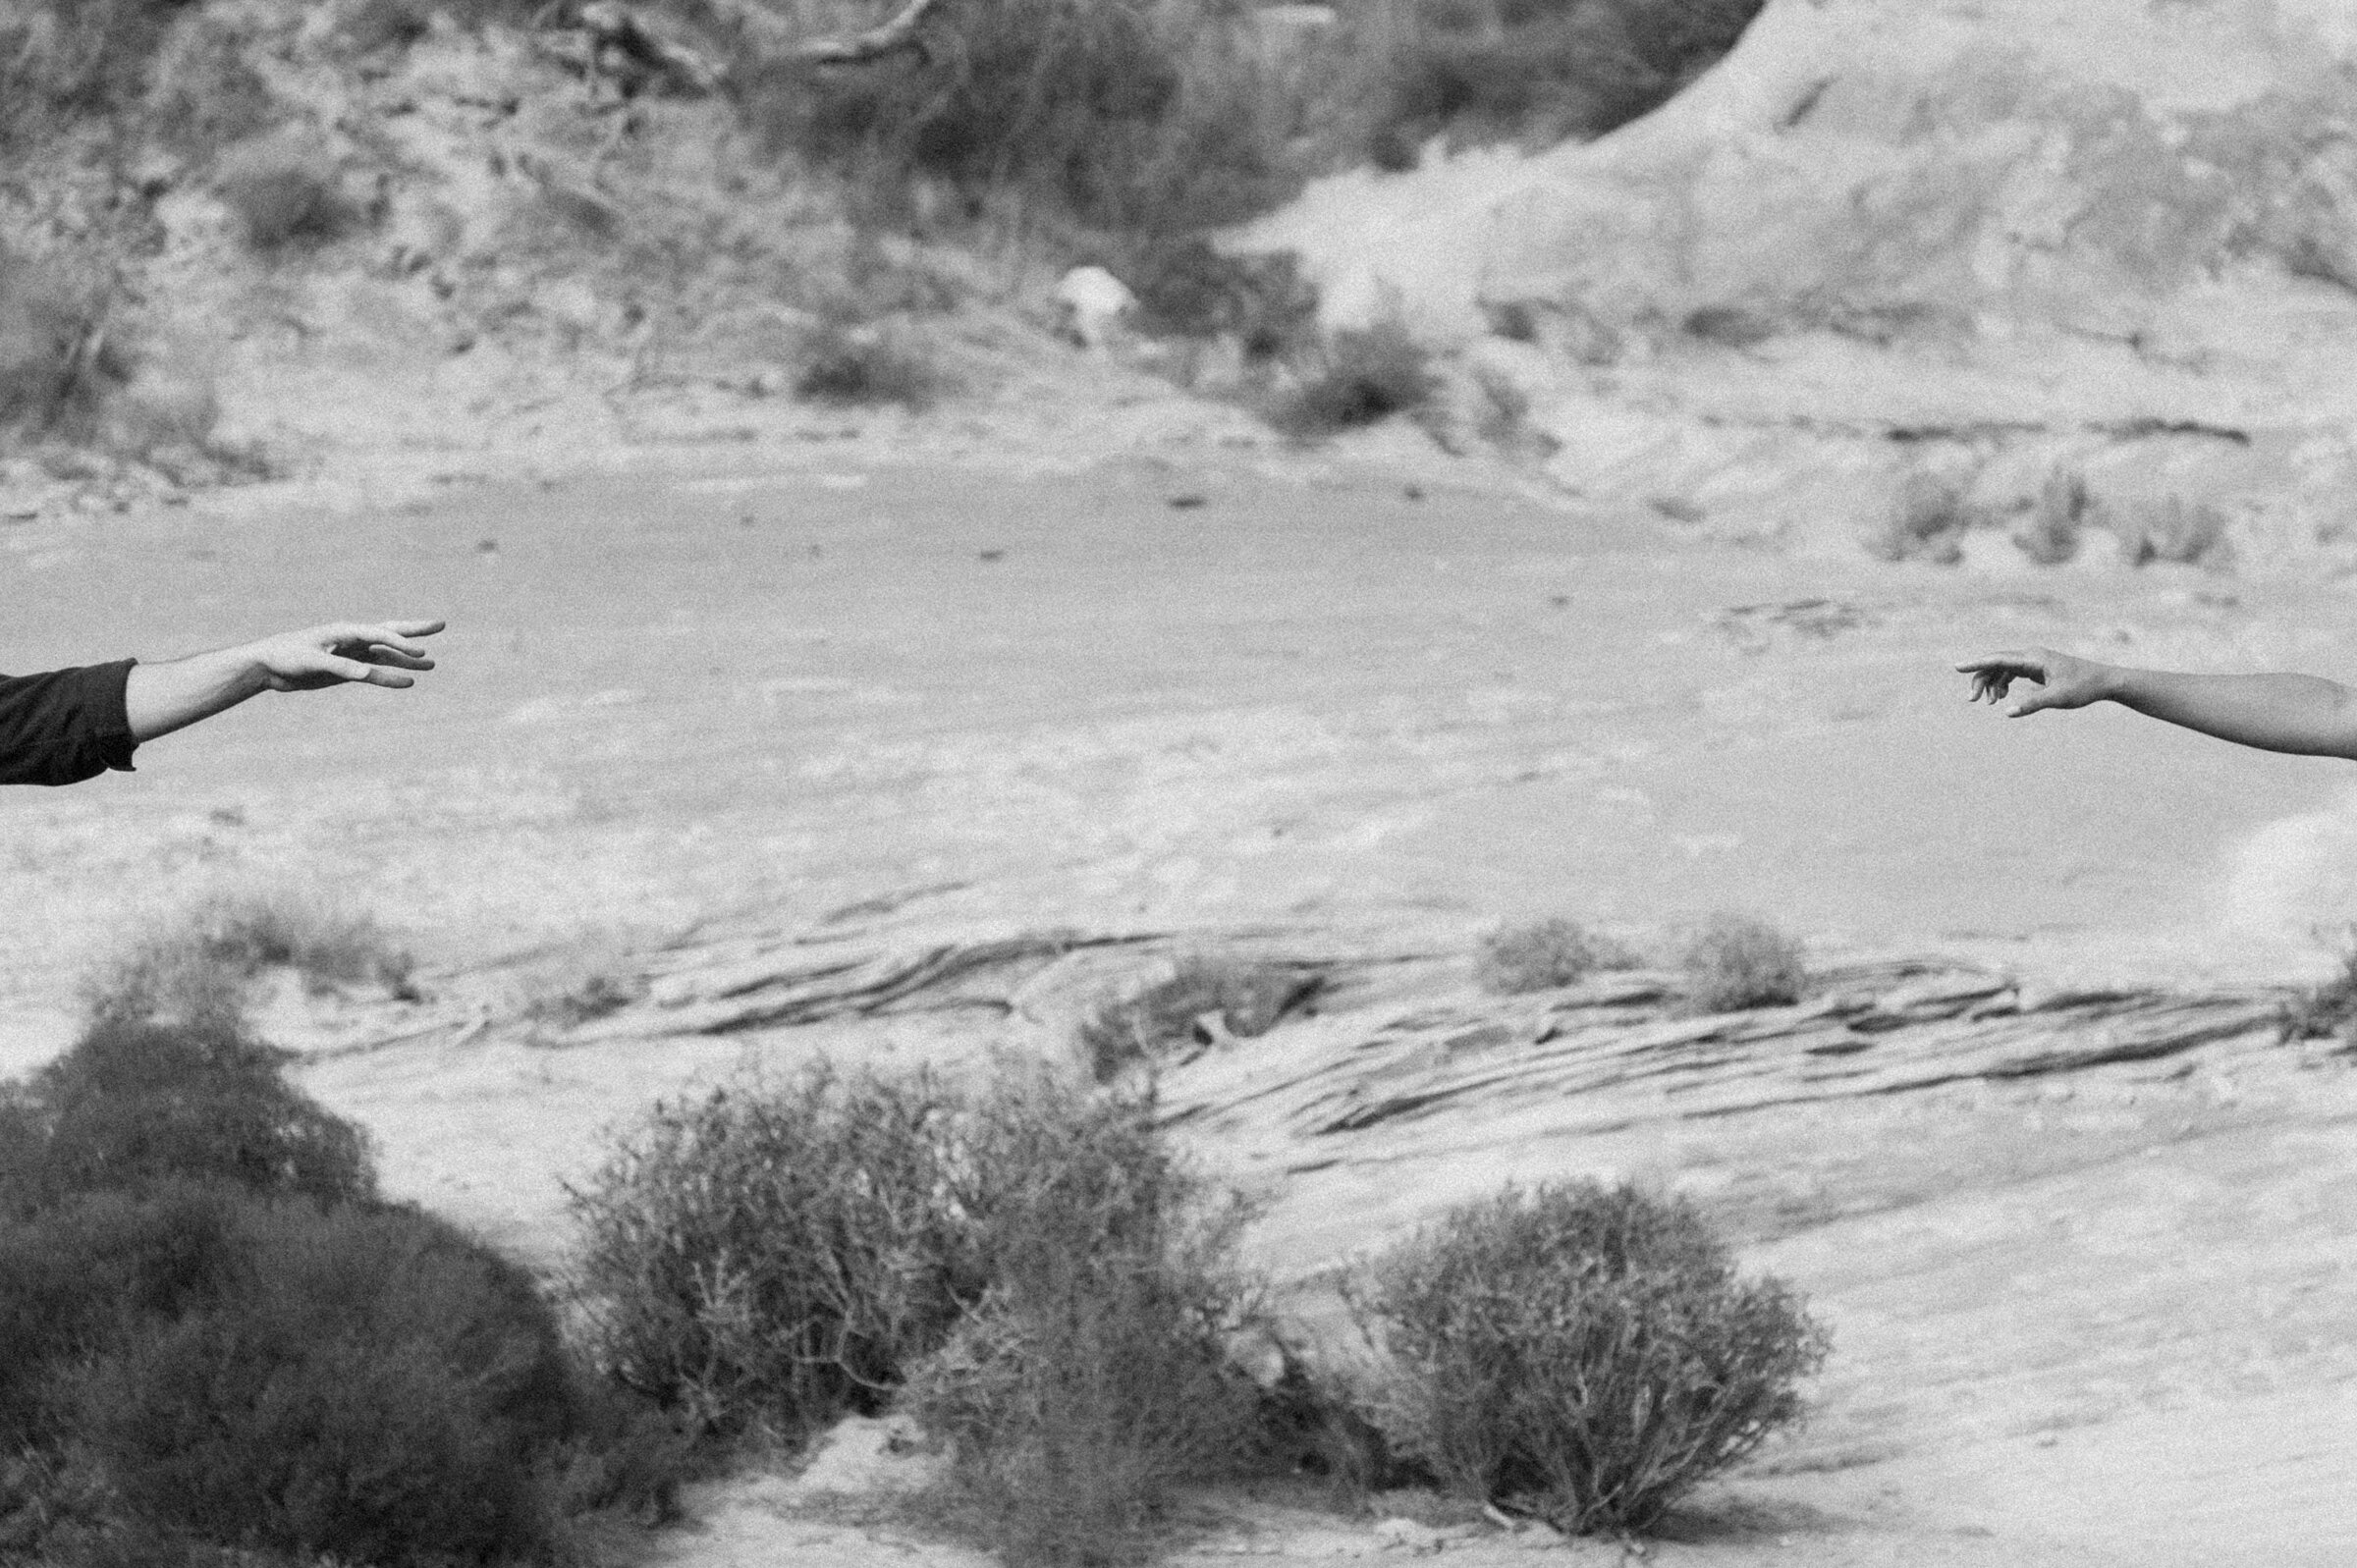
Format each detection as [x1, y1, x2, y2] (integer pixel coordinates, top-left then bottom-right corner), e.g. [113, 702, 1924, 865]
[1054, 265, 1138, 351]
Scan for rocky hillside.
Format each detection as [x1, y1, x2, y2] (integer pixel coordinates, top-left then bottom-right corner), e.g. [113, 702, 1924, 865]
[1244, 0, 2357, 568]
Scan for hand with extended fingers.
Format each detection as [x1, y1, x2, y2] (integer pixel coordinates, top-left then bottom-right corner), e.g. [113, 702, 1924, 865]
[1955, 645, 2357, 758]
[1954, 647, 2115, 718]
[126, 619, 446, 742]
[243, 621, 444, 692]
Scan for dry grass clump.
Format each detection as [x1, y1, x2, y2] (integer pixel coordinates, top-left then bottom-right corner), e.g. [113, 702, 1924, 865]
[901, 1067, 1263, 1565]
[1677, 913, 1804, 1011]
[2279, 926, 2357, 1049]
[83, 891, 416, 1032]
[2014, 468, 2091, 565]
[1076, 957, 1324, 1081]
[1122, 238, 1320, 363]
[2118, 493, 2230, 568]
[0, 247, 137, 448]
[1348, 1180, 1828, 1536]
[1266, 324, 1439, 439]
[0, 1006, 684, 1567]
[793, 319, 943, 409]
[1475, 919, 1639, 996]
[214, 148, 366, 255]
[1866, 469, 1975, 565]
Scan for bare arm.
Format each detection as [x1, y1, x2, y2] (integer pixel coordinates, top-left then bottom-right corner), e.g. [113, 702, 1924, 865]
[1956, 647, 2357, 759]
[126, 621, 443, 743]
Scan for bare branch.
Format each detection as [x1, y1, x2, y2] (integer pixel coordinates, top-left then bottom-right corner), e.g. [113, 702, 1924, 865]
[789, 0, 953, 65]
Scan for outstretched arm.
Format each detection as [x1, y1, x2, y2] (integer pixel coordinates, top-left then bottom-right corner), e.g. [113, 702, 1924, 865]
[126, 621, 444, 742]
[1957, 647, 2357, 759]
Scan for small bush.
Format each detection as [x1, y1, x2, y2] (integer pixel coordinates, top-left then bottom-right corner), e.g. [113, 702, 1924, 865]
[1076, 958, 1322, 1081]
[214, 155, 363, 255]
[0, 248, 137, 446]
[794, 320, 942, 409]
[2119, 494, 2230, 568]
[1123, 239, 1319, 362]
[2279, 925, 2357, 1048]
[901, 1065, 1262, 1565]
[1475, 920, 1637, 996]
[1351, 1181, 1828, 1536]
[2014, 468, 2089, 566]
[567, 1062, 986, 1436]
[1266, 324, 1438, 439]
[1677, 914, 1804, 1012]
[1866, 469, 1972, 565]
[0, 1018, 375, 1218]
[83, 891, 415, 1031]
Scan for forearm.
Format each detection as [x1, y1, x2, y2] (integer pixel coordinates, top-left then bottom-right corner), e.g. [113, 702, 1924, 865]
[124, 645, 272, 742]
[2103, 667, 2357, 758]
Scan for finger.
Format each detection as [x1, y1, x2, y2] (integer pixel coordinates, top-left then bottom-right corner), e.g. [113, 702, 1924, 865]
[354, 647, 435, 670]
[309, 654, 388, 684]
[357, 667, 417, 689]
[385, 620, 446, 637]
[331, 622, 437, 657]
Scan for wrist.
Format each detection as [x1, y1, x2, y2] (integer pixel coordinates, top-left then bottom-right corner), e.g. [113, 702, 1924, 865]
[2089, 661, 2132, 705]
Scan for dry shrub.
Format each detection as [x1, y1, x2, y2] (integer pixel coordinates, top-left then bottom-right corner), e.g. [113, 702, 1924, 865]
[1266, 324, 1438, 439]
[2118, 493, 2230, 568]
[83, 891, 416, 1032]
[0, 247, 136, 446]
[569, 1057, 1268, 1563]
[1122, 238, 1319, 362]
[1076, 957, 1322, 1081]
[1678, 913, 1804, 1012]
[213, 149, 364, 255]
[2279, 925, 2357, 1049]
[1475, 919, 1637, 996]
[1866, 468, 1973, 565]
[794, 319, 942, 408]
[1350, 1181, 1828, 1536]
[900, 1065, 1262, 1566]
[567, 1062, 986, 1437]
[2014, 467, 2090, 566]
[746, 0, 1298, 235]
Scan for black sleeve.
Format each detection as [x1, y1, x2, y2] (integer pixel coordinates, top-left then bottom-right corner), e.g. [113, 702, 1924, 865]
[0, 660, 140, 786]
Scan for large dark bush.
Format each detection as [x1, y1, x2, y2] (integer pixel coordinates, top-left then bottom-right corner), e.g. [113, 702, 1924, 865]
[1353, 1181, 1828, 1535]
[0, 1017, 374, 1217]
[0, 1007, 683, 1567]
[66, 1200, 577, 1567]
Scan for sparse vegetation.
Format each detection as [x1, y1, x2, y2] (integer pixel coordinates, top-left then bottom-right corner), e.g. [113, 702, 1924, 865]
[0, 249, 137, 448]
[1348, 1180, 1828, 1536]
[2015, 468, 2090, 565]
[214, 153, 365, 255]
[2279, 925, 2357, 1048]
[83, 891, 416, 1031]
[1866, 468, 1974, 565]
[1476, 918, 1638, 995]
[900, 1067, 1263, 1565]
[1343, 0, 1764, 170]
[1266, 324, 1440, 439]
[794, 319, 943, 409]
[2119, 493, 2230, 568]
[1122, 239, 1320, 363]
[569, 1056, 1270, 1562]
[1075, 957, 1322, 1080]
[1677, 913, 1804, 1011]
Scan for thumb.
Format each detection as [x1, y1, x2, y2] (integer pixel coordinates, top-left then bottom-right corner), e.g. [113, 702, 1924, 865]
[2005, 688, 2056, 718]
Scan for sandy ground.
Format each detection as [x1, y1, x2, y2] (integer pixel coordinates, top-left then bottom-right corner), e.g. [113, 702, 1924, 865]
[6, 437, 2357, 1565]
